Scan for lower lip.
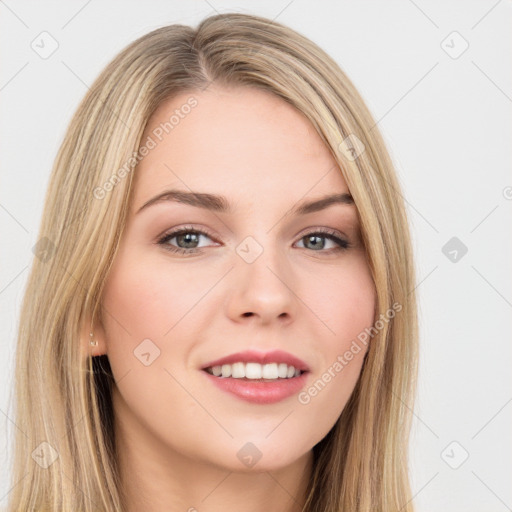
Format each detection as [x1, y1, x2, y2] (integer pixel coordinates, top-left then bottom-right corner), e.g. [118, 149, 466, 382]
[202, 370, 309, 404]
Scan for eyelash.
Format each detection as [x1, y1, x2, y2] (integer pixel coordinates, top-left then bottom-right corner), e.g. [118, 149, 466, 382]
[156, 224, 350, 256]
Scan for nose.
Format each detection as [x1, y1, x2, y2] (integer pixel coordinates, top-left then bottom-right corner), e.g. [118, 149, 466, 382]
[225, 238, 298, 326]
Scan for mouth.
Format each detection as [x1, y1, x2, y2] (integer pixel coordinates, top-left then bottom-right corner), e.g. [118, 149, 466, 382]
[199, 349, 310, 404]
[201, 361, 310, 404]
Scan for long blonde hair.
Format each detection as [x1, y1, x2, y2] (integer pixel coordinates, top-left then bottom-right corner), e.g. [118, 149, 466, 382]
[8, 12, 418, 511]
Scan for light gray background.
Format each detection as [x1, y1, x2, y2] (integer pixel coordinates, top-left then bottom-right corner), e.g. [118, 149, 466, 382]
[1, 1, 511, 511]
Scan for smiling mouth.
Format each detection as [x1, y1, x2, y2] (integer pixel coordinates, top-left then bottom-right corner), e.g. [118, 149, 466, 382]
[201, 361, 310, 404]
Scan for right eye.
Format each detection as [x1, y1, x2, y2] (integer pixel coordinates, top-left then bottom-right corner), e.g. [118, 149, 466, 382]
[156, 226, 218, 255]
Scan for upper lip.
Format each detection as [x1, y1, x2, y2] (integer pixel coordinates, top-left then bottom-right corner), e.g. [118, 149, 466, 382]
[201, 350, 310, 372]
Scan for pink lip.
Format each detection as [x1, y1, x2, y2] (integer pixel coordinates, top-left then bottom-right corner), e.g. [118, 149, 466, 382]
[201, 349, 310, 372]
[202, 370, 309, 404]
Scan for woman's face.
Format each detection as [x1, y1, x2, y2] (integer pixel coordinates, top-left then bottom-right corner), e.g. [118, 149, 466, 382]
[97, 85, 376, 472]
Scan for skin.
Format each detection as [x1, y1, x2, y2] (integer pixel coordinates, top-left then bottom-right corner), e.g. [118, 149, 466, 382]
[87, 85, 376, 512]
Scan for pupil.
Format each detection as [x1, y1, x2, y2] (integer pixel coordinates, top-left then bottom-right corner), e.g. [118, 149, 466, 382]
[306, 235, 324, 250]
[178, 233, 198, 248]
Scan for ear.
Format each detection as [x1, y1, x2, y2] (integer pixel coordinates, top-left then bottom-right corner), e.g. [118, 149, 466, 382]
[82, 311, 108, 357]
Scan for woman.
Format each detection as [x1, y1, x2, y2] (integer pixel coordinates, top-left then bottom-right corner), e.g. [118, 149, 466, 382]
[9, 12, 418, 512]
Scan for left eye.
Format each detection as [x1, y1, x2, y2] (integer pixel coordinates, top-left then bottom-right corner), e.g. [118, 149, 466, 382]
[156, 227, 217, 254]
[156, 227, 349, 254]
[296, 232, 349, 251]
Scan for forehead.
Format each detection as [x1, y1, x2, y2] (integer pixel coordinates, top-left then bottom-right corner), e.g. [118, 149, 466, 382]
[132, 85, 350, 211]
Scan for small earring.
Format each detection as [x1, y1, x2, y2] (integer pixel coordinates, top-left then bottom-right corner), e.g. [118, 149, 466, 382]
[89, 332, 98, 347]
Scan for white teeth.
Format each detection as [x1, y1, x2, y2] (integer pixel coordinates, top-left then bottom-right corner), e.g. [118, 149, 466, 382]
[231, 362, 245, 378]
[245, 362, 262, 379]
[277, 363, 288, 378]
[206, 362, 304, 379]
[262, 363, 278, 379]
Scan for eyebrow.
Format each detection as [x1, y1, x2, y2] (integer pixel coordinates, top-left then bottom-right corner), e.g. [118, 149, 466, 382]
[136, 189, 354, 215]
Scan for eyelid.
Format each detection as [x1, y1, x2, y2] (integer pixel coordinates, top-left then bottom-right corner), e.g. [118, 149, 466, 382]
[155, 224, 219, 245]
[295, 225, 347, 241]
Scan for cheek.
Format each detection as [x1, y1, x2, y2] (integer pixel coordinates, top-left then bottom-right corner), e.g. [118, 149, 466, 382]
[99, 253, 209, 439]
[99, 248, 225, 398]
[295, 257, 375, 429]
[309, 256, 376, 344]
[101, 253, 206, 343]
